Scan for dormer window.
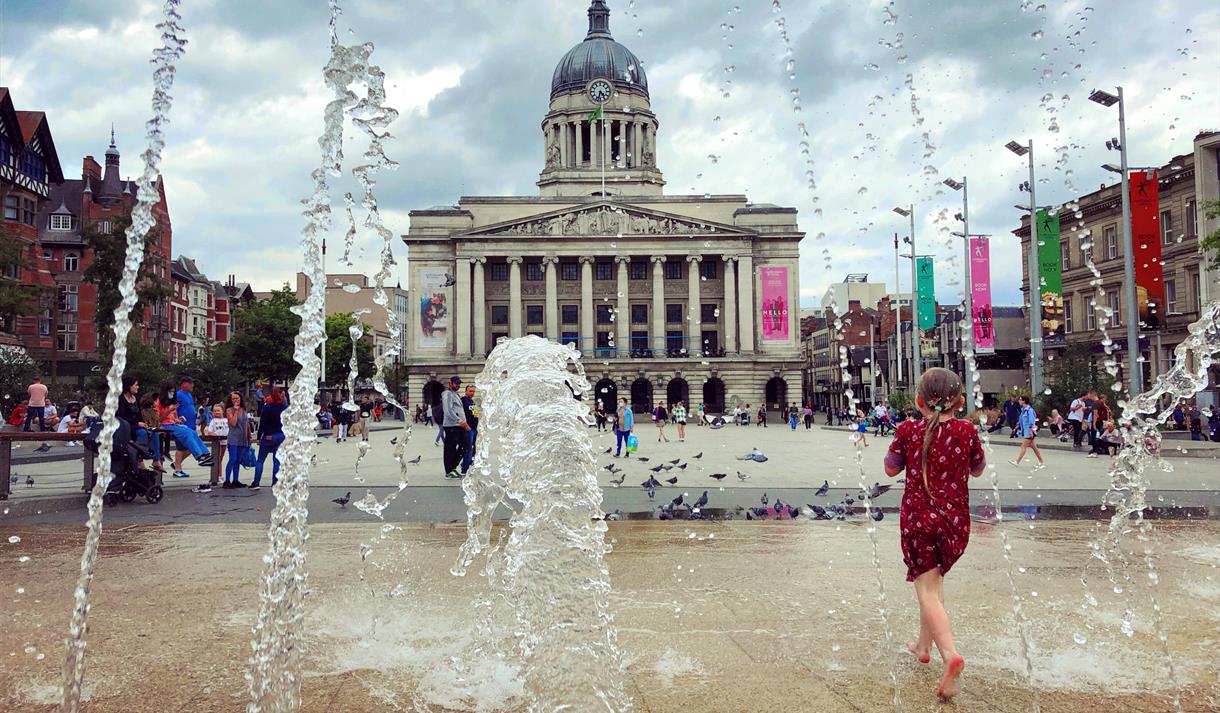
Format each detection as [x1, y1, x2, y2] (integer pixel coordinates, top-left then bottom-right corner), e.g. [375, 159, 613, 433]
[50, 214, 73, 231]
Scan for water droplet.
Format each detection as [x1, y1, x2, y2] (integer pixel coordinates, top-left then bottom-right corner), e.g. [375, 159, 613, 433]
[1073, 632, 1087, 645]
[7, 536, 19, 544]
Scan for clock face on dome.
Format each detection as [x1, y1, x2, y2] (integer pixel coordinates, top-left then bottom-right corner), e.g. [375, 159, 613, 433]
[587, 79, 613, 104]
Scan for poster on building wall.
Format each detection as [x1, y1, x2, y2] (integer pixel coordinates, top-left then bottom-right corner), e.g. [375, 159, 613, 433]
[1130, 170, 1163, 329]
[416, 268, 451, 349]
[1036, 209, 1065, 347]
[916, 257, 936, 331]
[969, 236, 994, 354]
[759, 266, 789, 341]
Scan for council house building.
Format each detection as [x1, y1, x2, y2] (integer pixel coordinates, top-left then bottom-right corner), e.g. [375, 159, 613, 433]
[403, 1, 805, 417]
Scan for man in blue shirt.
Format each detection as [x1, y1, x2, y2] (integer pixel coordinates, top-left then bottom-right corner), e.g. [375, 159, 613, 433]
[172, 376, 199, 477]
[614, 397, 634, 458]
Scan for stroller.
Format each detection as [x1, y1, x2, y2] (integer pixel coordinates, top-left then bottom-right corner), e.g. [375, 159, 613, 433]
[85, 419, 164, 506]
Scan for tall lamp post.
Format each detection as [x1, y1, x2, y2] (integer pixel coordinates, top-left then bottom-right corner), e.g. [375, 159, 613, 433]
[944, 177, 975, 404]
[1089, 87, 1142, 395]
[893, 232, 903, 388]
[1006, 139, 1043, 396]
[893, 205, 920, 385]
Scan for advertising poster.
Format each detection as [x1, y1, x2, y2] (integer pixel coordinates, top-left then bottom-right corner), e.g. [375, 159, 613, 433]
[1130, 170, 1163, 328]
[416, 268, 451, 349]
[759, 266, 789, 341]
[1036, 209, 1065, 346]
[916, 257, 936, 331]
[969, 236, 994, 354]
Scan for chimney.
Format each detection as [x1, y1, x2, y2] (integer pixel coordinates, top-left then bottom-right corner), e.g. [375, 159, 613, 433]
[82, 156, 102, 181]
[848, 299, 861, 311]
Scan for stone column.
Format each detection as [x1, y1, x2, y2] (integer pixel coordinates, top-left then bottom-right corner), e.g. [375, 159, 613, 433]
[455, 257, 472, 357]
[651, 255, 667, 358]
[602, 120, 611, 168]
[686, 255, 702, 356]
[508, 257, 523, 338]
[580, 256, 595, 353]
[544, 256, 558, 339]
[633, 121, 643, 168]
[557, 123, 568, 168]
[737, 253, 755, 353]
[615, 256, 630, 355]
[472, 258, 486, 356]
[576, 120, 584, 168]
[722, 256, 737, 354]
[617, 121, 626, 167]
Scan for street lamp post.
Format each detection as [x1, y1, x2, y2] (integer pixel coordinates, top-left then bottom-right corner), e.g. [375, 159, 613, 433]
[1090, 87, 1142, 395]
[1006, 140, 1043, 395]
[945, 177, 975, 405]
[894, 205, 920, 385]
[893, 232, 903, 388]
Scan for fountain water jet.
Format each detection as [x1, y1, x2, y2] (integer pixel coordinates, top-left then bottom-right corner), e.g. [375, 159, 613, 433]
[452, 336, 631, 713]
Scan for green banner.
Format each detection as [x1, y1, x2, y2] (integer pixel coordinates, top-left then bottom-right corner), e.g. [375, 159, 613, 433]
[1036, 209, 1065, 343]
[916, 256, 936, 331]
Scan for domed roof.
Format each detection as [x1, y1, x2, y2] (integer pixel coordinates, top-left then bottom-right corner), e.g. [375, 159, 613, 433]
[551, 1, 648, 100]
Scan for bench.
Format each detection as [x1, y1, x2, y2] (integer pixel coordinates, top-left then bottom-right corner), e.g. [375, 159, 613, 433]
[0, 430, 227, 500]
[149, 429, 227, 488]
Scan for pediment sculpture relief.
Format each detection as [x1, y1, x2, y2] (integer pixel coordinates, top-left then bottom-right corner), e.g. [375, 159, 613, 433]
[491, 206, 720, 237]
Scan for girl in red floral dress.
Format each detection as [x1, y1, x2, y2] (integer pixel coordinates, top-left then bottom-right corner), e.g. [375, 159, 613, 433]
[883, 367, 986, 700]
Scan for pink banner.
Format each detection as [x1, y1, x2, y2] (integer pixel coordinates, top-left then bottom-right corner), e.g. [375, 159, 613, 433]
[759, 266, 789, 341]
[969, 237, 994, 353]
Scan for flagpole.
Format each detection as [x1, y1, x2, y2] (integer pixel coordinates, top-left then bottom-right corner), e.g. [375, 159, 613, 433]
[601, 115, 607, 196]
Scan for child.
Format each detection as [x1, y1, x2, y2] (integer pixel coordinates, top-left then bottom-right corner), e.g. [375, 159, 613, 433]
[855, 407, 869, 447]
[1009, 395, 1045, 469]
[883, 367, 985, 701]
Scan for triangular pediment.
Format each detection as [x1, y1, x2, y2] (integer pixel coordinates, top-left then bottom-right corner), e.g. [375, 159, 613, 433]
[459, 202, 753, 238]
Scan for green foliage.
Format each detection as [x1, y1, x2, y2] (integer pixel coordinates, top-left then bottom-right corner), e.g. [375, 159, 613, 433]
[1038, 343, 1102, 417]
[0, 344, 39, 413]
[229, 289, 303, 382]
[177, 341, 241, 404]
[82, 214, 171, 356]
[887, 389, 914, 412]
[1200, 198, 1220, 270]
[0, 227, 47, 329]
[324, 312, 374, 386]
[87, 330, 172, 399]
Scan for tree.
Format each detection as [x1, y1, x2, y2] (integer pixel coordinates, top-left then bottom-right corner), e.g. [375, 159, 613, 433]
[0, 227, 47, 333]
[1040, 343, 1102, 418]
[0, 344, 39, 415]
[324, 312, 374, 387]
[177, 341, 241, 404]
[86, 330, 173, 399]
[229, 288, 303, 382]
[83, 214, 172, 356]
[1200, 198, 1220, 270]
[887, 389, 914, 412]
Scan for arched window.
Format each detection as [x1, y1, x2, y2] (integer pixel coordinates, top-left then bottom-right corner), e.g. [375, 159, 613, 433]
[702, 377, 726, 414]
[666, 377, 689, 408]
[64, 252, 79, 272]
[765, 377, 788, 410]
[593, 378, 617, 413]
[630, 378, 653, 415]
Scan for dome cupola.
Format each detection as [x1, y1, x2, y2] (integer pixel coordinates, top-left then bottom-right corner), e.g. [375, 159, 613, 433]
[550, 0, 648, 101]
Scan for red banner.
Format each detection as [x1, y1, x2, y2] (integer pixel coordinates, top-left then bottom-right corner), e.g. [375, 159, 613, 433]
[1129, 170, 1163, 328]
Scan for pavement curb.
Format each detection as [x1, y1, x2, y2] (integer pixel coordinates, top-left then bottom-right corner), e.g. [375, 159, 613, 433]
[816, 425, 1220, 458]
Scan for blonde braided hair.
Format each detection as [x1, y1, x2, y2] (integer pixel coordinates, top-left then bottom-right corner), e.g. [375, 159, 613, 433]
[916, 367, 964, 497]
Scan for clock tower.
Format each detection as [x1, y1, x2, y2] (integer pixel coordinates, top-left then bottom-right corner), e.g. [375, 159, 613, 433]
[538, 0, 664, 197]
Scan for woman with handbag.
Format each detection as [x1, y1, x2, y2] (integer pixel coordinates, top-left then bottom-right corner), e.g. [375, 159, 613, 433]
[223, 392, 252, 489]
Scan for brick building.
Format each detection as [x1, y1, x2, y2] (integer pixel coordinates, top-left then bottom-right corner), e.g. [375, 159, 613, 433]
[168, 258, 253, 361]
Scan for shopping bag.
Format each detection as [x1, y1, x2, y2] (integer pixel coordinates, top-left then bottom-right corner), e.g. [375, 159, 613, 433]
[241, 446, 257, 468]
[626, 434, 639, 452]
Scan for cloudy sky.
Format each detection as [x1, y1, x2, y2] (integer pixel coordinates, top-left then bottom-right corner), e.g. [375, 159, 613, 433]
[2, 0, 1216, 307]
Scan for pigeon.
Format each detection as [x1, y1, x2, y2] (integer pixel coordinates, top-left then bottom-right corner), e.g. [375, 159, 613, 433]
[773, 498, 784, 514]
[642, 475, 662, 489]
[693, 490, 709, 509]
[390, 437, 399, 445]
[760, 492, 769, 506]
[659, 464, 674, 471]
[665, 476, 678, 485]
[871, 509, 885, 522]
[604, 447, 612, 454]
[896, 478, 907, 485]
[637, 457, 651, 463]
[332, 491, 352, 507]
[669, 459, 681, 465]
[603, 464, 621, 473]
[805, 504, 828, 518]
[26, 475, 35, 487]
[786, 505, 800, 519]
[407, 455, 422, 465]
[650, 465, 665, 473]
[709, 472, 728, 481]
[746, 511, 755, 521]
[814, 480, 830, 497]
[692, 452, 703, 460]
[441, 273, 457, 287]
[677, 463, 687, 470]
[737, 471, 750, 481]
[670, 493, 685, 509]
[645, 485, 656, 500]
[34, 443, 51, 453]
[9, 475, 16, 485]
[862, 482, 893, 500]
[610, 472, 627, 487]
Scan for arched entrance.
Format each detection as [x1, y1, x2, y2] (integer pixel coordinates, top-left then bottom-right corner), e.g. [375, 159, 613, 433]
[765, 376, 787, 410]
[422, 380, 443, 410]
[702, 377, 726, 414]
[666, 377, 689, 407]
[594, 378, 617, 413]
[630, 378, 653, 415]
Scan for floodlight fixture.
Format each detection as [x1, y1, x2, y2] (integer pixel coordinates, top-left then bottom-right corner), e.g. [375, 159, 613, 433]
[892, 207, 911, 217]
[1005, 140, 1029, 156]
[1088, 88, 1120, 107]
[1101, 163, 1122, 174]
[943, 178, 963, 191]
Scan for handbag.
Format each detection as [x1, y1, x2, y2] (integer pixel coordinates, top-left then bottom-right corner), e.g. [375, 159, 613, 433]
[626, 434, 639, 452]
[240, 446, 257, 468]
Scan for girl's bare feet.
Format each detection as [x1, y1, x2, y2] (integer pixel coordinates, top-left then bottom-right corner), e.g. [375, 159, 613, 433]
[937, 655, 966, 700]
[906, 640, 930, 664]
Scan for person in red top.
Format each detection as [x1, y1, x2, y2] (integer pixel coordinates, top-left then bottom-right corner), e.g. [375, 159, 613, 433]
[883, 367, 986, 701]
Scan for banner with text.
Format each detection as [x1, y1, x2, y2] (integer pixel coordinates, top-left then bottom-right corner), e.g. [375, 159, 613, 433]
[1036, 209, 1065, 346]
[759, 266, 790, 342]
[416, 268, 451, 349]
[916, 257, 936, 331]
[1130, 170, 1163, 329]
[969, 236, 994, 354]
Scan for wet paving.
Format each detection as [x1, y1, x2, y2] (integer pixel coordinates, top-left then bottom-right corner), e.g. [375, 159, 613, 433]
[1, 519, 1217, 712]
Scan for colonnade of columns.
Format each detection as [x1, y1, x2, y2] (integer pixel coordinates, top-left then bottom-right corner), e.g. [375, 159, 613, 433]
[550, 117, 654, 169]
[450, 254, 754, 359]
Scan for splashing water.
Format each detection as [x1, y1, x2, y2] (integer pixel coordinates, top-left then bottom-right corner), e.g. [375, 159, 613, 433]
[59, 4, 187, 711]
[244, 4, 369, 710]
[452, 336, 631, 712]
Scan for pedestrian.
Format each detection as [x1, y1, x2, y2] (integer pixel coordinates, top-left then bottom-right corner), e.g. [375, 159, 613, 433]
[803, 403, 813, 430]
[654, 401, 669, 442]
[855, 407, 870, 447]
[80, 398, 100, 429]
[373, 400, 383, 422]
[883, 367, 984, 702]
[171, 377, 201, 477]
[23, 376, 48, 432]
[433, 399, 445, 446]
[825, 404, 833, 426]
[614, 397, 635, 458]
[117, 377, 160, 472]
[1067, 392, 1087, 449]
[460, 384, 480, 476]
[1009, 395, 1045, 468]
[197, 404, 230, 493]
[757, 404, 767, 427]
[1003, 396, 1022, 438]
[788, 403, 799, 430]
[223, 391, 250, 488]
[672, 401, 687, 442]
[1088, 420, 1121, 457]
[139, 393, 165, 472]
[155, 383, 213, 478]
[349, 400, 368, 441]
[696, 402, 705, 426]
[249, 386, 287, 490]
[441, 376, 470, 479]
[55, 405, 85, 446]
[594, 403, 607, 432]
[254, 381, 266, 416]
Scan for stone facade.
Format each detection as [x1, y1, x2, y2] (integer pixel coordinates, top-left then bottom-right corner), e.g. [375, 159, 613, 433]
[402, 2, 804, 416]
